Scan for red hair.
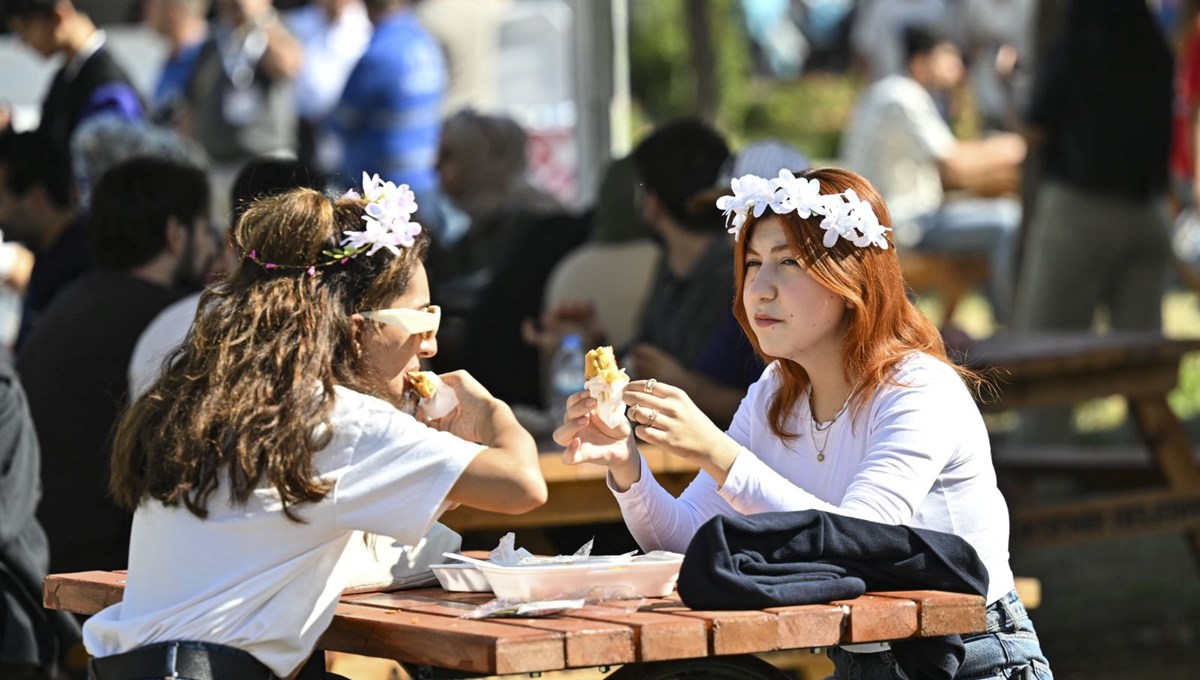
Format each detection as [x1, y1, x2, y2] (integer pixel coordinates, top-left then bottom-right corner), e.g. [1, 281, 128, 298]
[731, 167, 976, 440]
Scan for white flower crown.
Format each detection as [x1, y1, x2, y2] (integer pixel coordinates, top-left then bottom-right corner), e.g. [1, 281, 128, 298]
[715, 169, 892, 250]
[338, 172, 424, 256]
[245, 172, 424, 275]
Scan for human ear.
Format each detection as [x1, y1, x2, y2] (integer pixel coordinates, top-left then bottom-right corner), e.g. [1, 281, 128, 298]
[165, 216, 188, 255]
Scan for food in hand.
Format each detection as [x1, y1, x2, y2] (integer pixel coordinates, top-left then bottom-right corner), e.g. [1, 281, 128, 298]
[404, 371, 457, 420]
[406, 370, 437, 399]
[584, 346, 629, 428]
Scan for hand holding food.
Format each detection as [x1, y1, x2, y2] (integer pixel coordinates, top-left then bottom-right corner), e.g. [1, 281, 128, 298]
[406, 370, 458, 421]
[583, 346, 629, 429]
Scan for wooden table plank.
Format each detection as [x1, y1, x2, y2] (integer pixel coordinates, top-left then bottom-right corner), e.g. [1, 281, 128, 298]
[318, 602, 565, 675]
[633, 604, 780, 656]
[566, 605, 708, 662]
[350, 593, 637, 668]
[871, 591, 986, 637]
[764, 603, 846, 649]
[43, 571, 125, 614]
[832, 595, 918, 643]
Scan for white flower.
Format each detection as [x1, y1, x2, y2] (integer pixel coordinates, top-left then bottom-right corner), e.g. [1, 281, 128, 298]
[715, 172, 890, 251]
[337, 171, 423, 257]
[771, 171, 824, 219]
[850, 199, 891, 250]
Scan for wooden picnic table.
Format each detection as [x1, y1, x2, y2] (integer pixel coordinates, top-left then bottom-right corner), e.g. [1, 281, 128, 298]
[43, 570, 985, 678]
[961, 331, 1200, 555]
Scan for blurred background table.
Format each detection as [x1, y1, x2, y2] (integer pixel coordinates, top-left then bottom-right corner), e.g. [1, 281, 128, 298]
[962, 331, 1200, 560]
[442, 445, 698, 533]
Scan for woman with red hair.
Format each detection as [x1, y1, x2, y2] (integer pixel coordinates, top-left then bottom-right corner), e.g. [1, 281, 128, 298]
[554, 167, 1051, 679]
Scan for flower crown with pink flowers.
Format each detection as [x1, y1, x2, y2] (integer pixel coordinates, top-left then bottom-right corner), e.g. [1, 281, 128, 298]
[245, 172, 423, 276]
[716, 170, 892, 250]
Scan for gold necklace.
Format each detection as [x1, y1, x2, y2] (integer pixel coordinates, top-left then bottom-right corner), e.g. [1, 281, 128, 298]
[808, 389, 849, 462]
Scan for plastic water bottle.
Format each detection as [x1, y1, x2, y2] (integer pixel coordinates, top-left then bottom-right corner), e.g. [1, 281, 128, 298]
[546, 333, 586, 421]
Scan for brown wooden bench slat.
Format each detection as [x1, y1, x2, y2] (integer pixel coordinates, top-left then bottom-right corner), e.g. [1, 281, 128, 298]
[43, 571, 126, 614]
[636, 605, 780, 656]
[320, 602, 565, 674]
[870, 591, 986, 637]
[764, 603, 847, 649]
[349, 594, 637, 668]
[566, 604, 709, 662]
[832, 594, 919, 643]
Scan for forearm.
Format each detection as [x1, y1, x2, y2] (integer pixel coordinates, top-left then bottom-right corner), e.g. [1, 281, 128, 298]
[255, 12, 303, 79]
[612, 457, 723, 553]
[452, 401, 545, 513]
[940, 134, 1026, 192]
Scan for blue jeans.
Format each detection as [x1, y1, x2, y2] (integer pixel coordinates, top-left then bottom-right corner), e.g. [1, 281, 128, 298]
[827, 589, 1053, 679]
[913, 197, 1021, 323]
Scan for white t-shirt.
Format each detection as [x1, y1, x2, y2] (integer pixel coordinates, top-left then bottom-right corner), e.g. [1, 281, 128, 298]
[612, 353, 1015, 605]
[82, 386, 484, 677]
[128, 292, 201, 401]
[840, 75, 956, 240]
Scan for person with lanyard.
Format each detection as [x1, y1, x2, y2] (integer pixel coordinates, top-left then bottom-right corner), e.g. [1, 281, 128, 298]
[554, 167, 1052, 679]
[81, 174, 547, 679]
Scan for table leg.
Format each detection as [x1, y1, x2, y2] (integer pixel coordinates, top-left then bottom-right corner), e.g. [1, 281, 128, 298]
[1129, 395, 1200, 562]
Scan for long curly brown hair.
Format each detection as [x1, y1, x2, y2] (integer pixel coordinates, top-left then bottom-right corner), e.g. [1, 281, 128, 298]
[109, 188, 429, 520]
[731, 167, 979, 441]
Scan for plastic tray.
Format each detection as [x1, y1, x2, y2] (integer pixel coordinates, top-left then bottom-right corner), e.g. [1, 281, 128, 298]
[473, 554, 683, 600]
[431, 563, 492, 592]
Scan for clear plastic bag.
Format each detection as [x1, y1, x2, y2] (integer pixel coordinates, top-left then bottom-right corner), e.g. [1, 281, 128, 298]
[461, 585, 645, 619]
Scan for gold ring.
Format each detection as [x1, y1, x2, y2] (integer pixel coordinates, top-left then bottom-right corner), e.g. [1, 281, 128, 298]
[644, 378, 657, 394]
[647, 408, 658, 425]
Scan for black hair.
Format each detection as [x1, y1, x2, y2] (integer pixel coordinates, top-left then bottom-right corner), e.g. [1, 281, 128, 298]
[0, 131, 72, 208]
[89, 156, 210, 269]
[230, 157, 322, 227]
[902, 23, 955, 66]
[631, 118, 730, 234]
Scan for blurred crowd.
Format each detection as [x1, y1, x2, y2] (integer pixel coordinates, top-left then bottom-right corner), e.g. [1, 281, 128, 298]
[0, 0, 1196, 676]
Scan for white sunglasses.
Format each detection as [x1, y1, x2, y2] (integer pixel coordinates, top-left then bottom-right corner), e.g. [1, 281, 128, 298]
[361, 305, 441, 339]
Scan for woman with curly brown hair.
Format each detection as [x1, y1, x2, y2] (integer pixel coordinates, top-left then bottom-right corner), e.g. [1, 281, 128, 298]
[81, 176, 546, 679]
[555, 167, 1051, 679]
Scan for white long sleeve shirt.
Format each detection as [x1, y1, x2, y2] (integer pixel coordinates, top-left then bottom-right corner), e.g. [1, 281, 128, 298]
[613, 353, 1014, 604]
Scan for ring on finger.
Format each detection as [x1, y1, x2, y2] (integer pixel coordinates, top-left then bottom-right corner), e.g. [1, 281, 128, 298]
[647, 408, 658, 426]
[628, 403, 640, 419]
[644, 378, 657, 394]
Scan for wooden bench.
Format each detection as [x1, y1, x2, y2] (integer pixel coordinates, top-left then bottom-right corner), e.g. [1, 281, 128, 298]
[899, 250, 990, 326]
[964, 332, 1200, 559]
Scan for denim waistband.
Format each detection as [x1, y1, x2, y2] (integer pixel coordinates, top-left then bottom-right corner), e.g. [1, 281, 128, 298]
[985, 588, 1030, 633]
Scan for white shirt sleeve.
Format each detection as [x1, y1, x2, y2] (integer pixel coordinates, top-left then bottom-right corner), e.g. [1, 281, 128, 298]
[890, 83, 957, 161]
[720, 360, 966, 525]
[333, 409, 482, 544]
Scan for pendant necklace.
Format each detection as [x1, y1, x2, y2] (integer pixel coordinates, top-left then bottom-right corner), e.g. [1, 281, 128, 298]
[808, 387, 850, 462]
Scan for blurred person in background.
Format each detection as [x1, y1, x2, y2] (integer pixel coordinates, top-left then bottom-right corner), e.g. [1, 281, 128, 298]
[841, 23, 1026, 323]
[332, 0, 447, 238]
[1012, 0, 1174, 444]
[432, 111, 581, 408]
[414, 0, 510, 115]
[284, 0, 372, 178]
[953, 0, 1035, 133]
[0, 347, 82, 680]
[850, 0, 949, 81]
[18, 158, 212, 574]
[0, 132, 87, 348]
[142, 0, 209, 126]
[183, 0, 303, 219]
[5, 0, 145, 173]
